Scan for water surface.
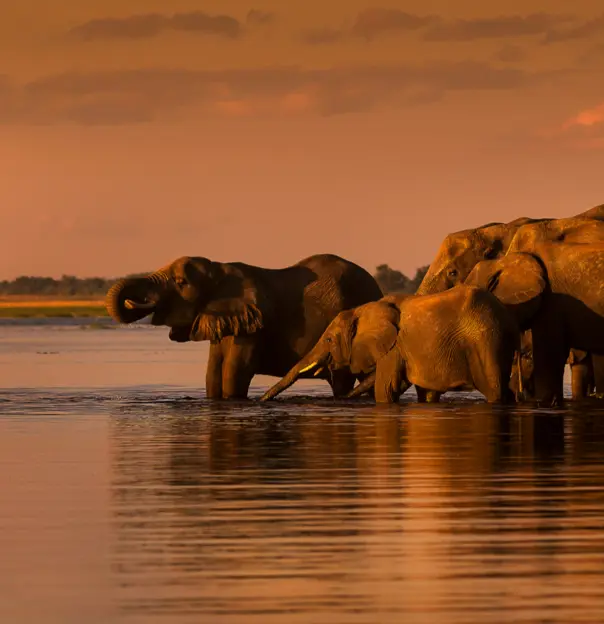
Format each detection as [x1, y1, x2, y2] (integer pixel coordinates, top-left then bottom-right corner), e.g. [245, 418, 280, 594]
[1, 322, 603, 624]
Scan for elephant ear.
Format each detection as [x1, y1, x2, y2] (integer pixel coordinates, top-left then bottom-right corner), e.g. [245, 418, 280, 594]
[465, 252, 546, 329]
[190, 274, 266, 342]
[349, 302, 400, 374]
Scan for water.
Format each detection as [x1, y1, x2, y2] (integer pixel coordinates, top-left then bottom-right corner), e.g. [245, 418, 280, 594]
[1, 321, 604, 624]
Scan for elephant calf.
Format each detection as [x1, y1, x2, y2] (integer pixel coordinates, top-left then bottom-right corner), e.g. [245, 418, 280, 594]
[260, 285, 519, 404]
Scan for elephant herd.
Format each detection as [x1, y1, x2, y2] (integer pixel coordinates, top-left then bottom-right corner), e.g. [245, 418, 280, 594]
[106, 202, 604, 407]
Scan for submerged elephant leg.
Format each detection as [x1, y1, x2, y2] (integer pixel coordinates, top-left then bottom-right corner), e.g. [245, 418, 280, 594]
[328, 369, 356, 398]
[568, 349, 594, 400]
[374, 348, 405, 404]
[205, 342, 224, 399]
[220, 335, 260, 399]
[468, 343, 515, 404]
[590, 353, 604, 397]
[531, 321, 567, 406]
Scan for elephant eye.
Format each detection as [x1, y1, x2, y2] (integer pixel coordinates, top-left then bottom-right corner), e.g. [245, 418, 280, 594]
[175, 277, 187, 288]
[447, 268, 458, 278]
[325, 337, 332, 343]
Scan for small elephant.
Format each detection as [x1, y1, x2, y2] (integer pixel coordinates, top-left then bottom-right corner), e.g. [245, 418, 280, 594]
[465, 241, 604, 406]
[106, 253, 383, 399]
[260, 285, 519, 404]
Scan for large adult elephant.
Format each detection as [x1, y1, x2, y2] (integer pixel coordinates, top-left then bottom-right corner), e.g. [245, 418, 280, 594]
[465, 242, 604, 406]
[416, 205, 604, 295]
[416, 205, 604, 398]
[106, 254, 383, 399]
[260, 286, 519, 404]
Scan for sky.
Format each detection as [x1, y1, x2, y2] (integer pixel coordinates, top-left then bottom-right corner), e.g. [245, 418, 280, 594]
[1, 0, 603, 279]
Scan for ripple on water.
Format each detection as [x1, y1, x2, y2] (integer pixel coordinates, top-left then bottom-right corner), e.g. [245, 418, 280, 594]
[2, 373, 604, 622]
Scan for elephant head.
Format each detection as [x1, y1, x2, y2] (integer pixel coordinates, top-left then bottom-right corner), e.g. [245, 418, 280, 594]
[260, 300, 400, 401]
[464, 252, 547, 330]
[416, 218, 550, 295]
[106, 256, 264, 343]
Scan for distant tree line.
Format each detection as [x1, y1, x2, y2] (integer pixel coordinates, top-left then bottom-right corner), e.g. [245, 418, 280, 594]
[0, 274, 144, 297]
[373, 264, 430, 294]
[0, 265, 430, 297]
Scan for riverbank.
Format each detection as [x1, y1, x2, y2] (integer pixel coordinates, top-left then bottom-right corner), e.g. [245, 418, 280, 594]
[0, 296, 108, 318]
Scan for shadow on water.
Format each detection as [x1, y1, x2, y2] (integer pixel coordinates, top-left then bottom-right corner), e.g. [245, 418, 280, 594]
[104, 395, 604, 623]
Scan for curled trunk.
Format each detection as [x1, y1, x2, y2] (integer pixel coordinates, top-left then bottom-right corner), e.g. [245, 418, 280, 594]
[105, 275, 164, 324]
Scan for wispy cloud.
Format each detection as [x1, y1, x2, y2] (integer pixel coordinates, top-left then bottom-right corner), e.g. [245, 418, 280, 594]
[535, 101, 604, 150]
[351, 8, 438, 40]
[68, 11, 247, 41]
[543, 14, 604, 43]
[563, 101, 604, 129]
[246, 9, 275, 26]
[0, 62, 557, 125]
[301, 9, 581, 45]
[423, 13, 574, 42]
[493, 44, 527, 63]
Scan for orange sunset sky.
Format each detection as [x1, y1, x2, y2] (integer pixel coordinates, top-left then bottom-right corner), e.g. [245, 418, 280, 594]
[1, 0, 603, 279]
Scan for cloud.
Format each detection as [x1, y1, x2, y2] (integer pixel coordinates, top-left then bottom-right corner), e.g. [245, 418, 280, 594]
[423, 13, 574, 42]
[350, 8, 438, 40]
[68, 11, 244, 41]
[543, 14, 604, 43]
[535, 101, 604, 150]
[300, 27, 344, 45]
[563, 102, 604, 129]
[0, 62, 555, 125]
[301, 10, 580, 45]
[493, 44, 527, 63]
[246, 9, 275, 25]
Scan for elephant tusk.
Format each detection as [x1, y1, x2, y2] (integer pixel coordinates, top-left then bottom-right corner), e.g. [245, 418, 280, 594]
[313, 366, 326, 377]
[299, 361, 319, 374]
[124, 299, 156, 310]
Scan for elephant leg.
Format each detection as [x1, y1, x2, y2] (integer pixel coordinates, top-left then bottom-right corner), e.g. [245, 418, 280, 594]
[205, 341, 224, 399]
[416, 387, 440, 403]
[468, 342, 515, 404]
[220, 335, 259, 399]
[570, 360, 592, 400]
[374, 348, 405, 404]
[328, 369, 356, 398]
[590, 353, 604, 397]
[425, 390, 441, 403]
[531, 320, 567, 407]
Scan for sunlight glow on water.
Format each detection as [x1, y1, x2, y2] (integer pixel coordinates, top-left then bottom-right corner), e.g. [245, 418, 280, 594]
[1, 323, 603, 624]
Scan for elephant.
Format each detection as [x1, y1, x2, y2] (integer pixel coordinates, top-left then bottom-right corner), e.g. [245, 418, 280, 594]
[511, 331, 604, 401]
[260, 285, 519, 404]
[105, 253, 383, 399]
[465, 241, 604, 406]
[415, 204, 604, 398]
[416, 205, 604, 296]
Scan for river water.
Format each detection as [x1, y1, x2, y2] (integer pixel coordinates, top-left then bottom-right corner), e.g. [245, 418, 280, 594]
[1, 321, 603, 624]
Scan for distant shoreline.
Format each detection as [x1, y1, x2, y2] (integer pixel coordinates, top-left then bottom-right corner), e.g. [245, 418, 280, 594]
[0, 296, 108, 318]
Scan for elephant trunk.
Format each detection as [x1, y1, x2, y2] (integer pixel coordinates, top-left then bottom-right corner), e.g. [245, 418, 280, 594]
[346, 373, 376, 398]
[260, 346, 328, 401]
[415, 268, 443, 295]
[105, 273, 167, 324]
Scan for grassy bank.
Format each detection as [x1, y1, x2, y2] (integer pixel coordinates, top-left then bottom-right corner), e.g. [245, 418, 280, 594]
[0, 297, 108, 318]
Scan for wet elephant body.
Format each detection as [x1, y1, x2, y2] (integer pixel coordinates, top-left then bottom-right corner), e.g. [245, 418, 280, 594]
[416, 204, 604, 398]
[106, 254, 383, 399]
[261, 285, 519, 405]
[465, 242, 604, 406]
